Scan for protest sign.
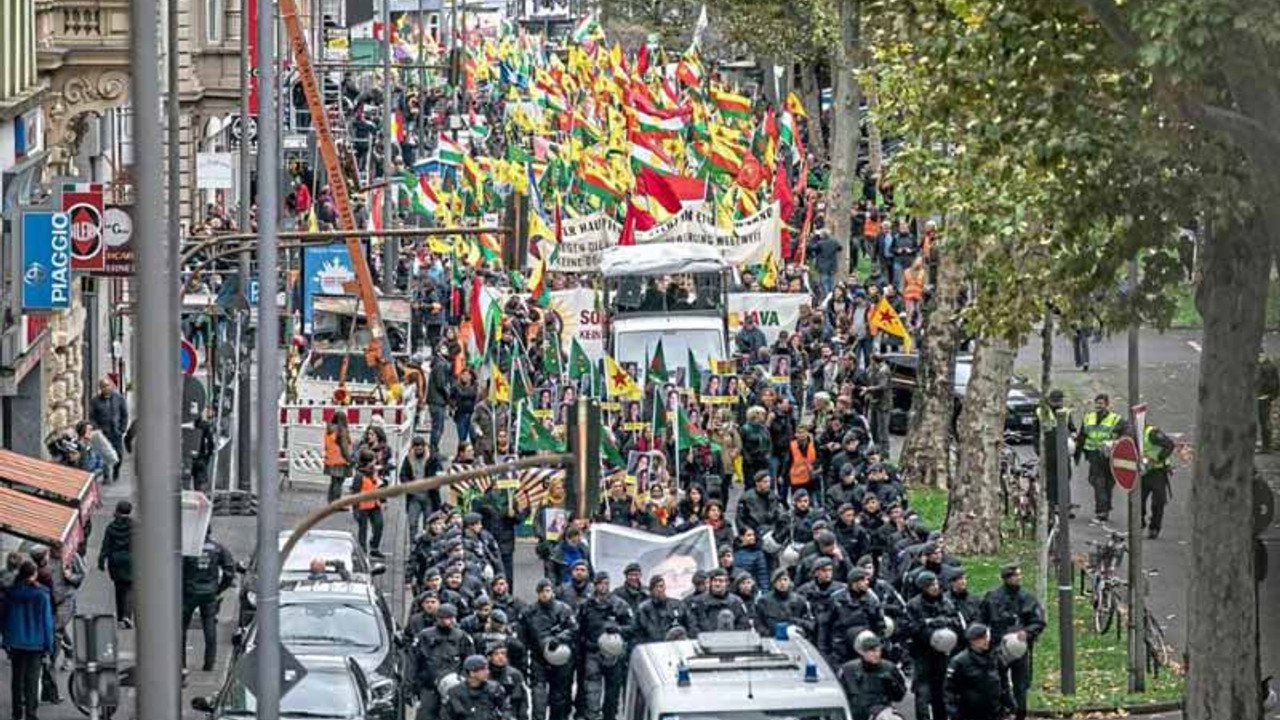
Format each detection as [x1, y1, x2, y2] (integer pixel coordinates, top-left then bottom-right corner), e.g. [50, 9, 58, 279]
[590, 524, 718, 598]
[548, 213, 620, 272]
[727, 292, 810, 344]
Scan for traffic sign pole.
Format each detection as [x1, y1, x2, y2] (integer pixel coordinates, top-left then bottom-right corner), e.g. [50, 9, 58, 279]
[1126, 253, 1146, 694]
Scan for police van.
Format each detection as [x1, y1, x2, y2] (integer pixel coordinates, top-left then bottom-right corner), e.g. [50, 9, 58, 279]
[624, 631, 852, 720]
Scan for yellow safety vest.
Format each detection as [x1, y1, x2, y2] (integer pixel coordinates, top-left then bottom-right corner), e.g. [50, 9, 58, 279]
[1144, 426, 1171, 470]
[1082, 411, 1120, 452]
[1037, 406, 1058, 433]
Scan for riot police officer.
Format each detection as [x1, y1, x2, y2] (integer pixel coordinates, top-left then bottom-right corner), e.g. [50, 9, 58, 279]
[636, 576, 683, 644]
[945, 624, 1006, 720]
[181, 531, 235, 671]
[942, 567, 982, 641]
[441, 654, 510, 720]
[686, 568, 752, 636]
[487, 641, 529, 720]
[611, 563, 649, 611]
[754, 568, 814, 639]
[519, 578, 577, 720]
[831, 567, 886, 664]
[797, 558, 843, 657]
[903, 571, 962, 720]
[578, 572, 634, 720]
[838, 632, 907, 720]
[412, 603, 477, 720]
[980, 565, 1043, 720]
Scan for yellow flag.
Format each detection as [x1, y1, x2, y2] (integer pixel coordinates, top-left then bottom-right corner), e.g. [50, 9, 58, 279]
[490, 362, 511, 403]
[761, 250, 779, 289]
[307, 208, 319, 233]
[870, 297, 910, 341]
[785, 92, 807, 118]
[603, 354, 642, 400]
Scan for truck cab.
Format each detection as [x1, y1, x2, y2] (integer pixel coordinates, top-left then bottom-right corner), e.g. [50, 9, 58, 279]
[624, 631, 852, 720]
[601, 243, 731, 377]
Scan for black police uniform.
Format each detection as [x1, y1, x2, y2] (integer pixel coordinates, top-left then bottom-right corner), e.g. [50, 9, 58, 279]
[796, 577, 843, 657]
[577, 592, 634, 720]
[754, 587, 815, 639]
[412, 623, 476, 720]
[441, 679, 510, 720]
[685, 589, 752, 637]
[635, 596, 683, 644]
[838, 657, 907, 720]
[489, 663, 529, 720]
[518, 597, 577, 720]
[903, 591, 961, 720]
[980, 584, 1044, 720]
[945, 646, 1006, 720]
[831, 587, 886, 665]
[181, 536, 235, 670]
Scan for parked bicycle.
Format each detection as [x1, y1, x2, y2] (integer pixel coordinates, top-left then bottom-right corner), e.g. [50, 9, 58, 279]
[1083, 529, 1127, 635]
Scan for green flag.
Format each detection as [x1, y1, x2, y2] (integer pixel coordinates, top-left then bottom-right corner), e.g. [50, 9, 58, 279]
[648, 340, 668, 384]
[510, 358, 531, 406]
[600, 431, 625, 469]
[519, 403, 564, 452]
[592, 359, 605, 397]
[686, 349, 702, 393]
[542, 333, 562, 376]
[677, 406, 720, 452]
[652, 395, 668, 437]
[568, 338, 593, 380]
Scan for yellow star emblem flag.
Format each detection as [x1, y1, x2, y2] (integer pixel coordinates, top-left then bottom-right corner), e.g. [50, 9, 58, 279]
[603, 354, 642, 400]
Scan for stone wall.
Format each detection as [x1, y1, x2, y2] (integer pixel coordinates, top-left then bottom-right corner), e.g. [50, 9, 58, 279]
[42, 284, 87, 440]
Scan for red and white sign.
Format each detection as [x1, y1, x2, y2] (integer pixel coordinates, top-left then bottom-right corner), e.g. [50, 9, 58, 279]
[1110, 436, 1140, 492]
[62, 182, 105, 272]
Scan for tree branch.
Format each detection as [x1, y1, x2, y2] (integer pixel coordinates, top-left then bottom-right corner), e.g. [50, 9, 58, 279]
[1195, 103, 1280, 155]
[1075, 0, 1143, 59]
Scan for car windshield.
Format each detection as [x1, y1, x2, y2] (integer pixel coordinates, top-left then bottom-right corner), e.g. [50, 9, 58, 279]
[220, 666, 362, 717]
[661, 710, 848, 720]
[279, 601, 382, 650]
[278, 535, 363, 575]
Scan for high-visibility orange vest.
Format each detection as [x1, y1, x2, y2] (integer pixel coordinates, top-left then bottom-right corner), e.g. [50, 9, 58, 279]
[903, 267, 926, 301]
[324, 430, 347, 468]
[863, 216, 882, 239]
[356, 475, 380, 511]
[789, 439, 817, 487]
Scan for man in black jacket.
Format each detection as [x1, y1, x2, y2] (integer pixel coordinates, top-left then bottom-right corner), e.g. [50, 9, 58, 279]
[903, 571, 962, 720]
[838, 633, 907, 720]
[754, 568, 814, 639]
[441, 654, 509, 720]
[577, 573, 634, 720]
[427, 345, 453, 455]
[412, 603, 476, 720]
[830, 567, 886, 665]
[980, 565, 1044, 720]
[686, 568, 752, 636]
[733, 471, 777, 535]
[181, 531, 236, 671]
[88, 377, 128, 483]
[97, 500, 134, 627]
[945, 624, 1007, 720]
[486, 641, 528, 720]
[520, 579, 577, 720]
[611, 563, 648, 612]
[635, 576, 682, 644]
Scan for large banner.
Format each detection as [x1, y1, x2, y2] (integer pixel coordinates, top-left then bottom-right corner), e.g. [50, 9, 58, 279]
[547, 287, 605, 361]
[634, 202, 781, 267]
[301, 243, 356, 332]
[548, 213, 619, 272]
[728, 292, 810, 345]
[590, 524, 718, 599]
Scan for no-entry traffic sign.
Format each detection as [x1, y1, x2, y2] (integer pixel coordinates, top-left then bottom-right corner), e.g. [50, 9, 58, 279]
[1110, 436, 1140, 491]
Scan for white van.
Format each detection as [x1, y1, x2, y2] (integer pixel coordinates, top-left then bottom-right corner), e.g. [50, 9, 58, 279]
[624, 631, 852, 720]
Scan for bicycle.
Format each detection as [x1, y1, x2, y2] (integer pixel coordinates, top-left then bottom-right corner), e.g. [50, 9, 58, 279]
[1083, 529, 1127, 635]
[1144, 606, 1176, 677]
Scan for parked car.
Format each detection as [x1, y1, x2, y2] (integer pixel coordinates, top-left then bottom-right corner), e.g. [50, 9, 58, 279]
[236, 529, 385, 629]
[885, 353, 1041, 442]
[234, 580, 405, 720]
[192, 653, 370, 719]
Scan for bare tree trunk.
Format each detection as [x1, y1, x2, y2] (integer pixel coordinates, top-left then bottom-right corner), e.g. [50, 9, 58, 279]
[1184, 210, 1270, 720]
[865, 80, 883, 179]
[825, 0, 860, 280]
[1035, 304, 1054, 607]
[946, 336, 1014, 555]
[800, 62, 826, 162]
[900, 242, 961, 488]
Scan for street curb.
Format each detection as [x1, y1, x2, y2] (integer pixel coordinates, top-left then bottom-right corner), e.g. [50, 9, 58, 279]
[1029, 699, 1182, 717]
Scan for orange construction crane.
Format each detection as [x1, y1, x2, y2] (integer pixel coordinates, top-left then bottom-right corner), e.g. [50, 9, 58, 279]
[279, 0, 402, 397]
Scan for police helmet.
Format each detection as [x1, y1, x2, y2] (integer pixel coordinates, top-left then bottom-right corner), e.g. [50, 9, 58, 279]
[761, 531, 782, 555]
[543, 639, 572, 666]
[854, 630, 882, 655]
[882, 616, 896, 638]
[598, 632, 625, 658]
[929, 627, 958, 654]
[436, 672, 463, 695]
[1000, 633, 1028, 661]
[779, 544, 802, 568]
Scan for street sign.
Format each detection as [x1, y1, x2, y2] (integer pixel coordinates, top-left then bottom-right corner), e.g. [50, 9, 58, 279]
[180, 339, 199, 376]
[20, 210, 72, 311]
[180, 491, 213, 556]
[100, 206, 134, 276]
[62, 182, 105, 272]
[1110, 436, 1140, 491]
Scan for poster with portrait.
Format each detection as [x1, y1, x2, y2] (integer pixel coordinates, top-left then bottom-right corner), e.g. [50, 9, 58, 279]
[590, 524, 718, 599]
[626, 450, 655, 494]
[770, 354, 792, 385]
[543, 506, 568, 542]
[620, 400, 645, 431]
[533, 385, 557, 417]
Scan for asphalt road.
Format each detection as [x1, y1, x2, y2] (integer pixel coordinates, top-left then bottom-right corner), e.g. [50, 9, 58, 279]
[5, 326, 1278, 719]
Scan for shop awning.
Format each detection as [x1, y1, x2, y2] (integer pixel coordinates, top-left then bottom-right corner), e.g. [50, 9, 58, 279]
[0, 449, 100, 514]
[0, 486, 83, 561]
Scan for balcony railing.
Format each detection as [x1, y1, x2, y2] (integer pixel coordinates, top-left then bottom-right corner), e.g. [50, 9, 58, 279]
[35, 0, 130, 50]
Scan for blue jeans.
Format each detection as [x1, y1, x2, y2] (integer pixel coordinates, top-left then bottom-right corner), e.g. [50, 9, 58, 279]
[455, 411, 473, 446]
[428, 405, 446, 453]
[818, 271, 835, 298]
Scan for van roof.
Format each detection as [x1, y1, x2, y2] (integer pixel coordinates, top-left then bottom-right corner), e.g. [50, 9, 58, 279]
[629, 632, 848, 716]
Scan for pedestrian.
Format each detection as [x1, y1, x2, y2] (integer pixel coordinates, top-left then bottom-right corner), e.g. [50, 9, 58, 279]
[635, 576, 682, 644]
[1071, 323, 1091, 371]
[411, 603, 475, 720]
[323, 412, 354, 504]
[1141, 423, 1177, 539]
[520, 579, 577, 720]
[486, 641, 529, 720]
[979, 565, 1044, 720]
[945, 623, 1006, 720]
[97, 500, 134, 627]
[31, 544, 83, 704]
[864, 355, 893, 448]
[453, 368, 479, 446]
[441, 654, 509, 720]
[87, 377, 128, 483]
[576, 573, 633, 720]
[838, 632, 907, 720]
[352, 450, 386, 558]
[903, 571, 962, 720]
[1074, 394, 1126, 522]
[2, 559, 54, 720]
[181, 530, 235, 671]
[808, 229, 843, 298]
[427, 344, 454, 455]
[1258, 351, 1279, 452]
[400, 436, 441, 541]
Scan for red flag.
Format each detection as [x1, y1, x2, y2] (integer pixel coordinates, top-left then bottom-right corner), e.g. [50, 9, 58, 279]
[619, 202, 639, 245]
[664, 175, 709, 203]
[635, 167, 682, 216]
[637, 43, 650, 75]
[469, 275, 486, 351]
[774, 160, 795, 258]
